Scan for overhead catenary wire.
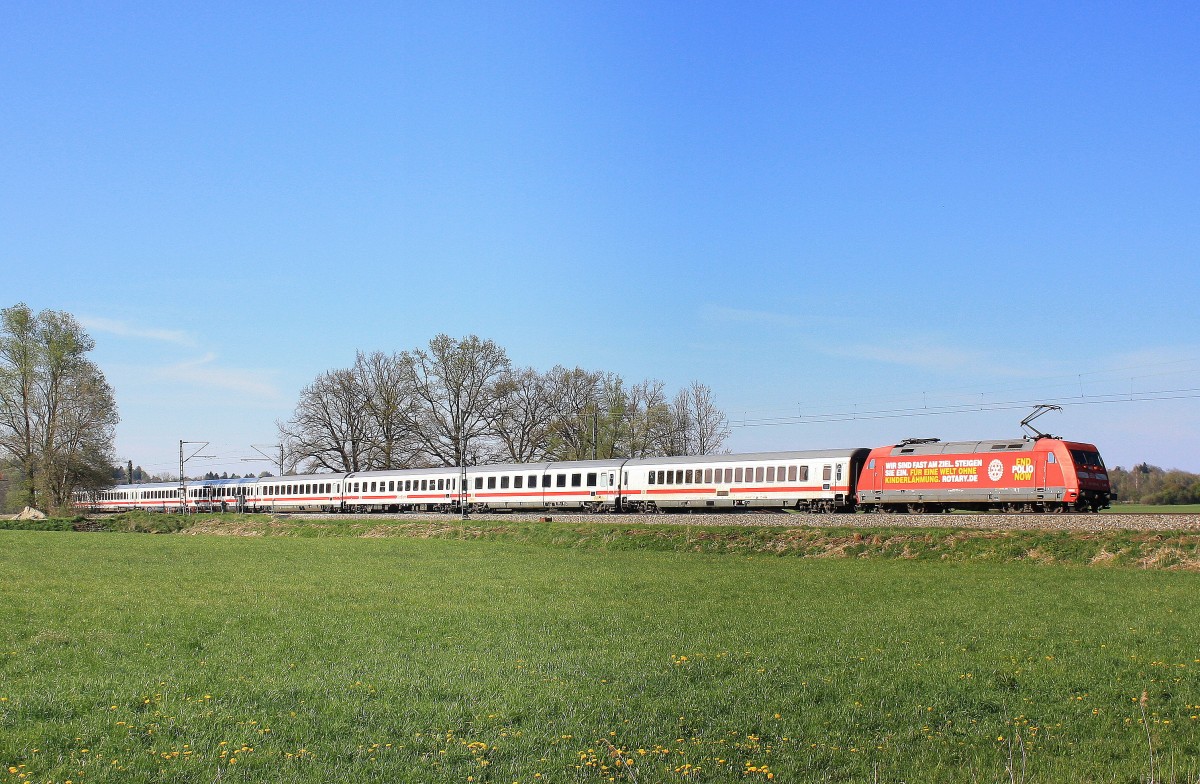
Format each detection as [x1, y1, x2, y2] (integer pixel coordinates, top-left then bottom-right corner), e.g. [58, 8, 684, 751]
[732, 387, 1200, 428]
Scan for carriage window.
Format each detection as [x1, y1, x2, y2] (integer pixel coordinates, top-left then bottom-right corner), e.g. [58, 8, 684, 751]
[836, 465, 843, 481]
[765, 467, 775, 482]
[788, 465, 797, 481]
[571, 473, 582, 487]
[404, 480, 411, 491]
[488, 476, 497, 489]
[777, 466, 785, 481]
[420, 479, 427, 491]
[556, 474, 566, 488]
[648, 471, 656, 484]
[822, 465, 832, 481]
[735, 467, 743, 482]
[388, 481, 394, 491]
[655, 470, 664, 484]
[586, 473, 597, 487]
[755, 466, 764, 482]
[704, 468, 712, 483]
[437, 478, 445, 490]
[500, 476, 509, 489]
[543, 474, 552, 488]
[800, 466, 809, 481]
[474, 477, 483, 489]
[514, 475, 523, 489]
[529, 474, 539, 487]
[685, 469, 693, 484]
[665, 471, 675, 485]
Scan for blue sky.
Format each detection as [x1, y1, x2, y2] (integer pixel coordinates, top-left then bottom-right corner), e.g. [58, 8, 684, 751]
[3, 1, 1198, 476]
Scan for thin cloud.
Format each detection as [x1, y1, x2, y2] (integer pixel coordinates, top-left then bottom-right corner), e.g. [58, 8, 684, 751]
[701, 305, 803, 328]
[153, 353, 282, 400]
[81, 315, 197, 347]
[826, 341, 1034, 378]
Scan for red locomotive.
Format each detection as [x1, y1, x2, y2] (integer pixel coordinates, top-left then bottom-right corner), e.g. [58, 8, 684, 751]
[855, 406, 1112, 513]
[856, 436, 1111, 513]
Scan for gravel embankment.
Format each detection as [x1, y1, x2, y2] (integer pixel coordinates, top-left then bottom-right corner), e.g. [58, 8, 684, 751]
[278, 510, 1200, 531]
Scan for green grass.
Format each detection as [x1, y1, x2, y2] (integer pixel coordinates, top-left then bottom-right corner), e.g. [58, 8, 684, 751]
[1105, 503, 1200, 514]
[2, 530, 1200, 783]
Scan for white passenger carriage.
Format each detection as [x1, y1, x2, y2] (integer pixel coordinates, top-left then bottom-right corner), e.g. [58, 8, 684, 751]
[343, 467, 460, 512]
[256, 474, 346, 512]
[623, 449, 869, 512]
[465, 460, 627, 511]
[76, 448, 871, 515]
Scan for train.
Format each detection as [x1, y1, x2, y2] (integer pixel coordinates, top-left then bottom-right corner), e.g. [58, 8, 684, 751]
[75, 433, 1114, 515]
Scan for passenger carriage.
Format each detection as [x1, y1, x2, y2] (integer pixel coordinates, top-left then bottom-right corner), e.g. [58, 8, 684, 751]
[623, 449, 870, 512]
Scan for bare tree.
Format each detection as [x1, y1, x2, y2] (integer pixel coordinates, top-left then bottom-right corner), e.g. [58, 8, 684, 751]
[0, 304, 118, 511]
[354, 351, 420, 469]
[684, 381, 731, 455]
[543, 366, 603, 460]
[618, 378, 671, 458]
[279, 368, 373, 473]
[42, 361, 118, 507]
[407, 334, 510, 466]
[488, 367, 556, 463]
[659, 382, 731, 456]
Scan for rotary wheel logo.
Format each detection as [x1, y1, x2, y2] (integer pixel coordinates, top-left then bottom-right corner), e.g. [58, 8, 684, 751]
[987, 459, 1004, 481]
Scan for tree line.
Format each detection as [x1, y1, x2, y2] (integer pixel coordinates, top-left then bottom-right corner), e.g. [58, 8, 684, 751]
[279, 334, 731, 474]
[0, 304, 118, 511]
[1109, 463, 1200, 505]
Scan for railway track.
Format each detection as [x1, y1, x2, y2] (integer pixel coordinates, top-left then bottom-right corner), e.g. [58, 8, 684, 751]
[264, 509, 1200, 531]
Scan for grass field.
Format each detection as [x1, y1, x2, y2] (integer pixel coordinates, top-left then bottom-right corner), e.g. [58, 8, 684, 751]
[2, 528, 1200, 783]
[1105, 504, 1200, 514]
